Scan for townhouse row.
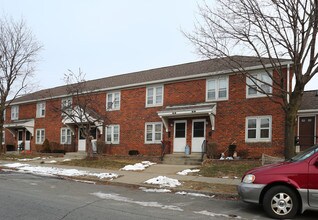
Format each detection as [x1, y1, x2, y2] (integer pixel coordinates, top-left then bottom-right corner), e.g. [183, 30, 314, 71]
[2, 56, 296, 158]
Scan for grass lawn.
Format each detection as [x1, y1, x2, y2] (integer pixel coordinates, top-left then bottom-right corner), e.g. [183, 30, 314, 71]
[1, 152, 263, 178]
[59, 156, 146, 170]
[198, 159, 262, 178]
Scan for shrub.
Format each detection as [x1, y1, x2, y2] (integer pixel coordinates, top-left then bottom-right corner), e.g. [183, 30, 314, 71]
[206, 142, 218, 159]
[96, 140, 106, 154]
[41, 139, 51, 153]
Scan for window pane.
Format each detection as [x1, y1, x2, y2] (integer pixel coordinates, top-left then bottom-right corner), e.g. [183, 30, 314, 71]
[248, 119, 257, 128]
[248, 86, 257, 95]
[218, 89, 226, 98]
[193, 122, 205, 137]
[261, 83, 271, 93]
[146, 133, 152, 142]
[107, 135, 112, 142]
[114, 133, 119, 142]
[147, 88, 154, 105]
[248, 130, 256, 139]
[208, 90, 216, 100]
[156, 87, 162, 104]
[260, 129, 269, 138]
[155, 94, 162, 104]
[155, 124, 161, 132]
[114, 125, 119, 134]
[208, 80, 216, 90]
[219, 78, 227, 89]
[155, 133, 161, 141]
[260, 118, 270, 128]
[175, 123, 186, 138]
[156, 87, 162, 96]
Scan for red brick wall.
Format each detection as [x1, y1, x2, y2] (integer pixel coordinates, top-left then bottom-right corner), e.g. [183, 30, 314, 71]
[3, 70, 287, 158]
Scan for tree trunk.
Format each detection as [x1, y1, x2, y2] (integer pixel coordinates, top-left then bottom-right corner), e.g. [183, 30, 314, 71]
[285, 111, 297, 159]
[284, 85, 304, 159]
[86, 137, 94, 158]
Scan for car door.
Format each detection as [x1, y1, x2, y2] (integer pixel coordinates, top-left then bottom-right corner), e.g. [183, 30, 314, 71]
[308, 154, 318, 208]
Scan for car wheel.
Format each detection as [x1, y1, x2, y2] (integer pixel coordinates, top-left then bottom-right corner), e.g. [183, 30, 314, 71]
[263, 185, 299, 219]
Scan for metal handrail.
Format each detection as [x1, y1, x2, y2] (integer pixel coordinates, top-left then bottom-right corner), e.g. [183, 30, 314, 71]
[160, 141, 166, 161]
[201, 140, 207, 161]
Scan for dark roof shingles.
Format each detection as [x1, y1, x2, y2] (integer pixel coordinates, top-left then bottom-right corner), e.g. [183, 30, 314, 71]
[12, 56, 290, 104]
[300, 90, 318, 110]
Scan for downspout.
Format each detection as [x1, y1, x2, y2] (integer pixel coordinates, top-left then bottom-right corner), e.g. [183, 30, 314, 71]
[287, 63, 290, 103]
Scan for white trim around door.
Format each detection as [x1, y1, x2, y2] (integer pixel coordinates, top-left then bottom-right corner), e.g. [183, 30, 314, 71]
[192, 119, 206, 152]
[173, 120, 187, 153]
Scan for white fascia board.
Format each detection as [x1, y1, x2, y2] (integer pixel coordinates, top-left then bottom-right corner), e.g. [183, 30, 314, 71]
[298, 109, 318, 114]
[11, 61, 292, 105]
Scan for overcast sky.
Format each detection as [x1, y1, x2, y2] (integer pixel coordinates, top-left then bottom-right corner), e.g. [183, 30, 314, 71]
[1, 0, 317, 91]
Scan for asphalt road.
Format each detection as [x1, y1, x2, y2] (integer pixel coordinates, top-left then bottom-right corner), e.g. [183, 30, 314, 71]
[0, 171, 317, 220]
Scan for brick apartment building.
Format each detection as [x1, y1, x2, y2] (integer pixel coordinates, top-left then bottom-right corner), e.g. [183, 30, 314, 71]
[2, 56, 293, 158]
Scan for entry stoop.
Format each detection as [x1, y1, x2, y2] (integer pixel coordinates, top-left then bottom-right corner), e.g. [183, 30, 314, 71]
[162, 153, 202, 165]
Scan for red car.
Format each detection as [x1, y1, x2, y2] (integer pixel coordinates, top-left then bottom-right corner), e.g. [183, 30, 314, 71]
[237, 145, 318, 219]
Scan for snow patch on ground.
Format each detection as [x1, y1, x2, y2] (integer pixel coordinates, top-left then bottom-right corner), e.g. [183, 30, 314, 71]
[62, 159, 72, 162]
[44, 160, 57, 164]
[121, 161, 156, 171]
[194, 210, 243, 219]
[3, 163, 119, 180]
[144, 176, 181, 188]
[17, 157, 41, 161]
[176, 191, 215, 198]
[177, 169, 200, 176]
[91, 192, 183, 211]
[139, 187, 171, 193]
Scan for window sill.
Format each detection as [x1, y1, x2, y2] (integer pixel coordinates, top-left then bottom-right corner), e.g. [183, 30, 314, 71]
[245, 140, 271, 143]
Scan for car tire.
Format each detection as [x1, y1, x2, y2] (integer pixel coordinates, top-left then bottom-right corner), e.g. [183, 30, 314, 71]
[263, 185, 299, 219]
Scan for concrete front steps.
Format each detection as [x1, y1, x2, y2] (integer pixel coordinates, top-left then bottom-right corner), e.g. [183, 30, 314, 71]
[162, 153, 203, 165]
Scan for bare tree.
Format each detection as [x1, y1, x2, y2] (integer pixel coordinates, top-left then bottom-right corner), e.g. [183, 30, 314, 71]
[58, 70, 105, 158]
[0, 18, 41, 153]
[184, 0, 318, 159]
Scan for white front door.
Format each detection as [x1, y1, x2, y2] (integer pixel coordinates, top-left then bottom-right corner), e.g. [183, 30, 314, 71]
[78, 128, 86, 151]
[192, 119, 206, 152]
[25, 131, 31, 150]
[173, 121, 187, 152]
[17, 130, 23, 149]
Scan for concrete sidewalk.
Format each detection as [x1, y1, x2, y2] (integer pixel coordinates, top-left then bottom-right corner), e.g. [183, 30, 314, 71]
[0, 156, 241, 197]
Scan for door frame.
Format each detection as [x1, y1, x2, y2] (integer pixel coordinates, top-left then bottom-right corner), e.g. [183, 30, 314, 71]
[191, 119, 206, 153]
[78, 128, 86, 151]
[173, 120, 187, 153]
[25, 130, 31, 150]
[17, 129, 23, 149]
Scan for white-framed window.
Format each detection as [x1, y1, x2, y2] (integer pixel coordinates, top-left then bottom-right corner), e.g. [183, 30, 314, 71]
[206, 76, 229, 101]
[246, 72, 272, 98]
[61, 97, 72, 115]
[36, 102, 46, 118]
[36, 129, 45, 144]
[145, 122, 162, 144]
[11, 105, 19, 120]
[246, 116, 272, 142]
[146, 85, 163, 107]
[105, 125, 120, 144]
[106, 92, 121, 111]
[60, 128, 72, 144]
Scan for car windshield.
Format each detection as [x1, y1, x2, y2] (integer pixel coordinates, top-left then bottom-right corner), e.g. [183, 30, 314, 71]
[290, 145, 318, 162]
